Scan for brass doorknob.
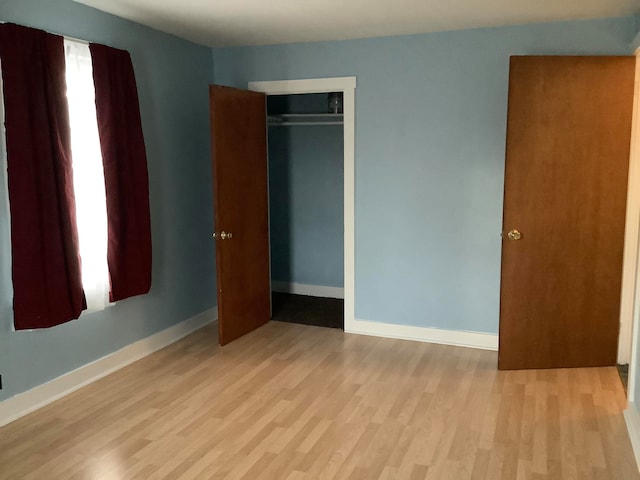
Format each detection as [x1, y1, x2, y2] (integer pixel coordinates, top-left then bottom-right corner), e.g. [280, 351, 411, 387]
[220, 231, 233, 240]
[507, 229, 522, 240]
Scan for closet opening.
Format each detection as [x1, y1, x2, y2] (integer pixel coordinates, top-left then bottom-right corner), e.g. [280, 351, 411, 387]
[249, 76, 356, 333]
[266, 93, 344, 329]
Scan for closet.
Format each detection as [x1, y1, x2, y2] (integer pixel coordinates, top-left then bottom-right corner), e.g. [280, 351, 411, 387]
[266, 93, 345, 329]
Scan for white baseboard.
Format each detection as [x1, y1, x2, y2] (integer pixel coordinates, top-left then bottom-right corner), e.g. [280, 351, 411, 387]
[272, 281, 344, 299]
[625, 402, 640, 473]
[0, 307, 217, 428]
[346, 318, 498, 351]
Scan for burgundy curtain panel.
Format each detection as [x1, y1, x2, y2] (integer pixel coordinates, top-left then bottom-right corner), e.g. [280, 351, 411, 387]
[0, 23, 86, 329]
[89, 44, 152, 302]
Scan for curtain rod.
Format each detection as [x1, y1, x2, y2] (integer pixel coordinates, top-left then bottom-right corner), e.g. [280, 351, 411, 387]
[0, 21, 89, 45]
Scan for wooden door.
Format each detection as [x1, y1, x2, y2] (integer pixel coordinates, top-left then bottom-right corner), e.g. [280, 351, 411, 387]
[499, 56, 635, 370]
[209, 85, 271, 346]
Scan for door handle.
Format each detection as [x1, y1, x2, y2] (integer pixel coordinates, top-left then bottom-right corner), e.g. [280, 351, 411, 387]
[213, 231, 233, 240]
[507, 229, 522, 240]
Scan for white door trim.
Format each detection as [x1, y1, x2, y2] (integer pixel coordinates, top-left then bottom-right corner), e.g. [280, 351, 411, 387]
[624, 52, 640, 400]
[248, 76, 356, 331]
[620, 53, 640, 366]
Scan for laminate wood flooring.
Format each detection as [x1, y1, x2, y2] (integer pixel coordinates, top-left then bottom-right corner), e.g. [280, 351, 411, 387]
[0, 321, 637, 479]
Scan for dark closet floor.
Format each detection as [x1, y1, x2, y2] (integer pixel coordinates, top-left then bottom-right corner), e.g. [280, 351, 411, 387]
[272, 292, 344, 330]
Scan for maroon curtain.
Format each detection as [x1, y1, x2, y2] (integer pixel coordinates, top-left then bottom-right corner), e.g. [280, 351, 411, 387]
[0, 23, 86, 329]
[89, 44, 152, 302]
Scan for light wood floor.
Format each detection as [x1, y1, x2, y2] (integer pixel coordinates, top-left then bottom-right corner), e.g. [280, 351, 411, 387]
[0, 321, 638, 480]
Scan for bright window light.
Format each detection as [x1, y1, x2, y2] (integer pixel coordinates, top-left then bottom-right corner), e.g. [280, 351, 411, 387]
[64, 40, 111, 313]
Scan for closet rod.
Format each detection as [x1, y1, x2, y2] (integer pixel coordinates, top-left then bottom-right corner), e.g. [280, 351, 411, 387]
[268, 122, 344, 126]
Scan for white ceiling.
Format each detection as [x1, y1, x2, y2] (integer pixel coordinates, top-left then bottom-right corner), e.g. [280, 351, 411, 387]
[74, 0, 640, 47]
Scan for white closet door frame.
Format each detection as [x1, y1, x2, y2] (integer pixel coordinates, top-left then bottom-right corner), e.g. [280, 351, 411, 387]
[248, 76, 356, 331]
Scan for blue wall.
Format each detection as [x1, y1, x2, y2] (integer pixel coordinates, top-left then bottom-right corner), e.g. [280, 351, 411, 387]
[213, 16, 637, 333]
[268, 94, 344, 288]
[0, 0, 216, 401]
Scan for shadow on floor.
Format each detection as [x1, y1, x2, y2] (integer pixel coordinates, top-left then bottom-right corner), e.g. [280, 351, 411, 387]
[618, 363, 628, 394]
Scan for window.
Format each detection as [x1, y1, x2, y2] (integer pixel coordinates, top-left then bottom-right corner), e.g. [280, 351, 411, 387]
[0, 23, 152, 330]
[63, 40, 111, 313]
[1, 40, 111, 318]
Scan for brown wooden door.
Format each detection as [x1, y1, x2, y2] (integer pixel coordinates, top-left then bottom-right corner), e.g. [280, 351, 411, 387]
[498, 56, 635, 370]
[209, 85, 271, 346]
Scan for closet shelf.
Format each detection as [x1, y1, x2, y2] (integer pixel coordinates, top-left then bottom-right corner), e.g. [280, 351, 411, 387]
[267, 113, 344, 126]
